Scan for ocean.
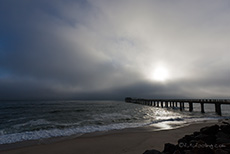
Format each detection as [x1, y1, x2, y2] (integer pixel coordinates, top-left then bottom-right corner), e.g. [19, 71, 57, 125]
[0, 100, 230, 145]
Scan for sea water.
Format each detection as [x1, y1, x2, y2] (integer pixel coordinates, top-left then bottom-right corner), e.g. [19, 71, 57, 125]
[0, 100, 230, 144]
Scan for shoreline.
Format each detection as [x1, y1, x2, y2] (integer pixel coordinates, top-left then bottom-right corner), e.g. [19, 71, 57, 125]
[0, 118, 188, 151]
[1, 119, 228, 154]
[0, 119, 197, 151]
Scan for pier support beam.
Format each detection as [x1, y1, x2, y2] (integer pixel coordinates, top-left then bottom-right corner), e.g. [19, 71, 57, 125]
[215, 103, 222, 116]
[165, 102, 168, 108]
[161, 101, 164, 108]
[182, 102, 185, 109]
[189, 102, 193, 112]
[180, 102, 183, 111]
[201, 103, 205, 113]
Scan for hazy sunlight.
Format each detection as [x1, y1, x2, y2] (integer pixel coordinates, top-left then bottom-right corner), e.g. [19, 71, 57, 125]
[152, 67, 169, 82]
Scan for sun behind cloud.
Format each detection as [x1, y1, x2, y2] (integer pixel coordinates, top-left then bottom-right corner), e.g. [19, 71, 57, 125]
[152, 66, 169, 82]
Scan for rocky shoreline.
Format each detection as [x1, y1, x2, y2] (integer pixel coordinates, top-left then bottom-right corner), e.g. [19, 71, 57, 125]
[144, 121, 230, 154]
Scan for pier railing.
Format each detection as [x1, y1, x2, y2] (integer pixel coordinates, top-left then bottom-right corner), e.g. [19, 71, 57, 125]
[125, 98, 230, 116]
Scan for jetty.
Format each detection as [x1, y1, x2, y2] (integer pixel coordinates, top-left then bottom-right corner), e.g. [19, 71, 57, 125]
[125, 97, 230, 116]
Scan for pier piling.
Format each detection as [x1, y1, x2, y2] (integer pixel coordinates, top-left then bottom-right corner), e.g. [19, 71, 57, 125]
[201, 103, 205, 113]
[215, 103, 222, 116]
[189, 102, 193, 112]
[161, 101, 164, 108]
[165, 101, 168, 108]
[179, 102, 183, 111]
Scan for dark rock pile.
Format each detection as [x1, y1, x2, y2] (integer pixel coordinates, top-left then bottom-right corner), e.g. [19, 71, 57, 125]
[143, 122, 230, 154]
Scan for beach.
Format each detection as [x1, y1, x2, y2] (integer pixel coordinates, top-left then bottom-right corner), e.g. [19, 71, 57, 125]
[1, 120, 225, 154]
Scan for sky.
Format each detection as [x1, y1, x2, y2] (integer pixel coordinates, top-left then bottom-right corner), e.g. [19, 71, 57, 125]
[0, 0, 230, 100]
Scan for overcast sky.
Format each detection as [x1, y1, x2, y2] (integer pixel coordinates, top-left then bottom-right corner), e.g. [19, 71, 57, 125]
[0, 0, 230, 100]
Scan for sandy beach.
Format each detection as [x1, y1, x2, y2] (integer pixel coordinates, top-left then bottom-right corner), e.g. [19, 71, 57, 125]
[1, 120, 226, 154]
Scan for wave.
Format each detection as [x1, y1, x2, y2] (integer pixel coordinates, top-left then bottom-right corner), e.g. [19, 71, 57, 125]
[0, 117, 189, 145]
[48, 109, 87, 114]
[1, 115, 228, 145]
[13, 119, 52, 129]
[0, 122, 145, 144]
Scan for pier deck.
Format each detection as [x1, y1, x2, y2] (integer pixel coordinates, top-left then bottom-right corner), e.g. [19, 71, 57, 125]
[125, 98, 230, 116]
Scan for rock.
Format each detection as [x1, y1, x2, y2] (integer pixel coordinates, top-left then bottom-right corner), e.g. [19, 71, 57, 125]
[193, 131, 200, 136]
[143, 149, 162, 154]
[222, 121, 230, 125]
[190, 147, 215, 154]
[223, 143, 230, 149]
[189, 140, 198, 147]
[178, 135, 194, 145]
[216, 131, 230, 139]
[195, 134, 216, 144]
[184, 150, 192, 154]
[222, 144, 230, 154]
[215, 149, 229, 154]
[143, 123, 230, 154]
[163, 143, 177, 154]
[220, 125, 230, 134]
[200, 125, 219, 135]
[195, 133, 209, 140]
[173, 150, 181, 154]
[204, 135, 216, 144]
[184, 135, 194, 142]
[216, 131, 230, 144]
[216, 138, 230, 144]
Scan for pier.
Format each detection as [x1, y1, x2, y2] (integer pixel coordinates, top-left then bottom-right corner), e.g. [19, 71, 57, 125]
[125, 98, 230, 116]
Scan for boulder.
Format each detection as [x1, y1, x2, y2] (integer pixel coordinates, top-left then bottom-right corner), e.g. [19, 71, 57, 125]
[193, 131, 200, 136]
[216, 130, 230, 144]
[190, 147, 215, 154]
[163, 143, 177, 154]
[195, 134, 216, 144]
[222, 121, 230, 125]
[143, 123, 230, 154]
[200, 125, 219, 135]
[172, 150, 181, 154]
[143, 149, 162, 154]
[178, 135, 194, 145]
[216, 137, 230, 144]
[220, 125, 230, 134]
[215, 149, 229, 154]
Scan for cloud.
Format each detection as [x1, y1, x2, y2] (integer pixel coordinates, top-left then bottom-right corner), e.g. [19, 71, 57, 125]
[0, 0, 230, 100]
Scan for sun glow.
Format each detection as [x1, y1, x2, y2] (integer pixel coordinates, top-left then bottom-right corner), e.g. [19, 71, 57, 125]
[152, 67, 169, 82]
